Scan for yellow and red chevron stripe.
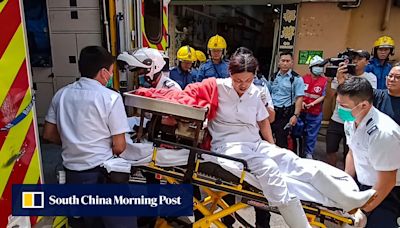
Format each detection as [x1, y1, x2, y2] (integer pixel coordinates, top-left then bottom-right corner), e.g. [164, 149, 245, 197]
[141, 1, 168, 50]
[0, 0, 42, 226]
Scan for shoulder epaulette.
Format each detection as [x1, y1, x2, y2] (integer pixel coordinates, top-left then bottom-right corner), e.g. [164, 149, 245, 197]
[163, 80, 174, 88]
[367, 125, 378, 135]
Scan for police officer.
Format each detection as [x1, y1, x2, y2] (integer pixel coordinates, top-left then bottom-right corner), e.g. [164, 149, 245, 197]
[170, 45, 197, 89]
[196, 34, 229, 82]
[365, 36, 395, 89]
[191, 50, 207, 82]
[270, 52, 305, 149]
[336, 77, 400, 228]
[118, 48, 181, 90]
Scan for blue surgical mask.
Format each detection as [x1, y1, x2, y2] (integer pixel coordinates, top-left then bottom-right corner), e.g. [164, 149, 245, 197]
[338, 105, 356, 122]
[311, 66, 324, 76]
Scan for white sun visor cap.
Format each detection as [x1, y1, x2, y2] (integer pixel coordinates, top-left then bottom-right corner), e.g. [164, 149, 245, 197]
[139, 48, 166, 80]
[309, 55, 324, 68]
[117, 50, 153, 72]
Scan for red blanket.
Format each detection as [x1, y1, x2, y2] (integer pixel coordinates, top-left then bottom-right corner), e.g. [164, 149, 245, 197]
[133, 78, 218, 120]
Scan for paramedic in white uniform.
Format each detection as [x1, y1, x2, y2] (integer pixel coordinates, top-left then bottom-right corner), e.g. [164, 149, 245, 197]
[43, 46, 136, 228]
[117, 48, 181, 90]
[336, 77, 400, 228]
[207, 49, 376, 228]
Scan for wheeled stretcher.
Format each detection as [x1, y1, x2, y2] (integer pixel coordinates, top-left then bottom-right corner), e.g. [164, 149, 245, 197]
[116, 92, 361, 228]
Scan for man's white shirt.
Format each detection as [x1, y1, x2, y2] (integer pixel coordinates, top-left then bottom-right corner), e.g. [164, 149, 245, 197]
[344, 107, 400, 186]
[46, 77, 130, 171]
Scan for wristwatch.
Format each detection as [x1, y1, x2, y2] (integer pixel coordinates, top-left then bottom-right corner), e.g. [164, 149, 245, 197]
[293, 113, 300, 118]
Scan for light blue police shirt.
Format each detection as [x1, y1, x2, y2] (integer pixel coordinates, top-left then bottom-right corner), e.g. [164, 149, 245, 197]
[270, 70, 305, 108]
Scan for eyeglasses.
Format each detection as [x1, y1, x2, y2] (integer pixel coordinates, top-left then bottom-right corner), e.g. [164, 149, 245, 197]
[387, 74, 400, 81]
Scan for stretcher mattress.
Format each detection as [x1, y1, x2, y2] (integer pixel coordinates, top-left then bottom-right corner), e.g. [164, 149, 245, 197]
[104, 136, 359, 209]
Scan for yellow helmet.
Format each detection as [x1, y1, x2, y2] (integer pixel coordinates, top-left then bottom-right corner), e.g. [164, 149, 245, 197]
[195, 50, 207, 63]
[177, 45, 197, 62]
[374, 36, 395, 49]
[207, 34, 227, 50]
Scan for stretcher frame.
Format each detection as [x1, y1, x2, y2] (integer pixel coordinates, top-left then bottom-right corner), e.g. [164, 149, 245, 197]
[124, 93, 356, 228]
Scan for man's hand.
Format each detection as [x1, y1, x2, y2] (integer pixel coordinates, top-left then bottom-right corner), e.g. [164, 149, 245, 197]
[302, 102, 307, 110]
[337, 61, 350, 84]
[304, 102, 314, 109]
[289, 115, 297, 126]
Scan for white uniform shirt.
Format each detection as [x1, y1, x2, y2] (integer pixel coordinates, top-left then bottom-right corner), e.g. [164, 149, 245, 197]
[156, 74, 182, 91]
[208, 78, 269, 147]
[344, 107, 400, 186]
[255, 83, 274, 109]
[331, 72, 377, 123]
[45, 77, 130, 171]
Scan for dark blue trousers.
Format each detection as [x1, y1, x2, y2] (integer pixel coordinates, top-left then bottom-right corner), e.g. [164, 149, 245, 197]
[301, 112, 323, 156]
[359, 185, 400, 228]
[65, 167, 137, 228]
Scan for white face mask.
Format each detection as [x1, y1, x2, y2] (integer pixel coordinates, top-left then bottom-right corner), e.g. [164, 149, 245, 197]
[311, 66, 324, 76]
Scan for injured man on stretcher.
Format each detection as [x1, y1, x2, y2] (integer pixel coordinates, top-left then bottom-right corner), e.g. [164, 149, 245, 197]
[107, 48, 376, 228]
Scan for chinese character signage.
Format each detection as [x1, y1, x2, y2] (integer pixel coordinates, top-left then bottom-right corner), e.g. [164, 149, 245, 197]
[279, 4, 298, 52]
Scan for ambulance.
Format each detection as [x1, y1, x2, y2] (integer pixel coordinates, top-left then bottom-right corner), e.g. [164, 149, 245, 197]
[0, 0, 169, 226]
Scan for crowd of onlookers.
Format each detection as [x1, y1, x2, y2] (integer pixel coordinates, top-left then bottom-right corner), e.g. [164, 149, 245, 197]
[168, 35, 399, 162]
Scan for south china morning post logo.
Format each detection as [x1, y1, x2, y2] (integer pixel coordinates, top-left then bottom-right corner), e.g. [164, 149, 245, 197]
[13, 184, 193, 216]
[22, 192, 44, 209]
[48, 194, 182, 208]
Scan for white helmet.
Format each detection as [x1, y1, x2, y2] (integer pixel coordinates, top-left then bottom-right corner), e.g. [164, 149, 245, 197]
[309, 55, 324, 68]
[117, 48, 166, 80]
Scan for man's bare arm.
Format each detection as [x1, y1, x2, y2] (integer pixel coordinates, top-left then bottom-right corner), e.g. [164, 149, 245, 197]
[112, 133, 126, 155]
[267, 107, 275, 123]
[344, 150, 356, 178]
[258, 118, 274, 144]
[362, 170, 397, 212]
[43, 121, 61, 145]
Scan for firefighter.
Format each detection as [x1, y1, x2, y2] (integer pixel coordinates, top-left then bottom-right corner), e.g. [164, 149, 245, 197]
[169, 45, 197, 89]
[191, 50, 207, 81]
[195, 50, 207, 65]
[196, 34, 229, 82]
[117, 47, 181, 90]
[365, 35, 395, 89]
[300, 56, 327, 159]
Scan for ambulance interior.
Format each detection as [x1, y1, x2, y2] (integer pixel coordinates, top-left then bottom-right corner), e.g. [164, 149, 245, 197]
[169, 3, 278, 77]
